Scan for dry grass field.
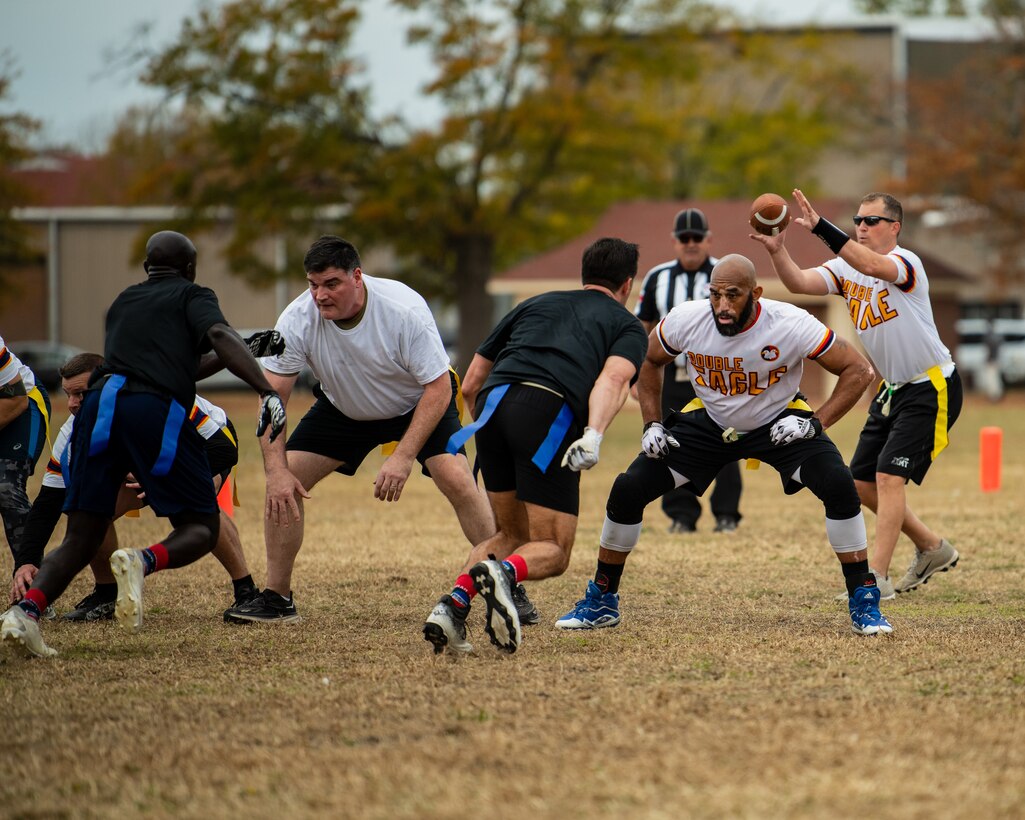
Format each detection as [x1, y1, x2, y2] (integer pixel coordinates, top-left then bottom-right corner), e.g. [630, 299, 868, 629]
[2, 389, 1024, 819]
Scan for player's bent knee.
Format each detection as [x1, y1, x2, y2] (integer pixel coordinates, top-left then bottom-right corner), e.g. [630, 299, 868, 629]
[800, 453, 861, 520]
[605, 465, 666, 525]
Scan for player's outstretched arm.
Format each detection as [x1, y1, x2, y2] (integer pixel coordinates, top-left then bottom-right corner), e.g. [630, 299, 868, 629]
[258, 370, 308, 524]
[460, 354, 494, 420]
[561, 355, 637, 472]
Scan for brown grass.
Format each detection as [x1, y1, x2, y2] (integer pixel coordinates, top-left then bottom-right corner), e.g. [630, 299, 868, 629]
[2, 390, 1024, 819]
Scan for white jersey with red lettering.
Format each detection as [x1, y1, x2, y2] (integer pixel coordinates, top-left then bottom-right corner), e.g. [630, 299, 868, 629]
[657, 298, 835, 434]
[816, 245, 951, 383]
[0, 336, 36, 391]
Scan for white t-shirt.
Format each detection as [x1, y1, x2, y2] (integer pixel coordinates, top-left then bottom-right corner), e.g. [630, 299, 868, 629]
[816, 246, 951, 383]
[44, 395, 228, 489]
[0, 336, 37, 392]
[264, 274, 450, 420]
[657, 298, 836, 433]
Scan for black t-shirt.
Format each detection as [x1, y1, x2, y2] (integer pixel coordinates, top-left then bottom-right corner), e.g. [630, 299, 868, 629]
[477, 289, 648, 425]
[102, 273, 227, 408]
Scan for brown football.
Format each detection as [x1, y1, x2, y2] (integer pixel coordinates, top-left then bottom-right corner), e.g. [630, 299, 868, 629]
[749, 193, 791, 236]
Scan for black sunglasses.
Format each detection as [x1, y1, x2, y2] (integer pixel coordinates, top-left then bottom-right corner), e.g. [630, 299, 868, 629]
[676, 234, 705, 244]
[853, 215, 898, 227]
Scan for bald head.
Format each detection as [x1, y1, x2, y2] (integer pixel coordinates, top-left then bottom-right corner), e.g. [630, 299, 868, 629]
[144, 231, 197, 280]
[710, 254, 757, 290]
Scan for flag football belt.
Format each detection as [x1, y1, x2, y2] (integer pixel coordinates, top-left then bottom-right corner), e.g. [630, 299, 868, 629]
[875, 363, 952, 459]
[673, 395, 815, 470]
[445, 382, 575, 473]
[88, 374, 188, 477]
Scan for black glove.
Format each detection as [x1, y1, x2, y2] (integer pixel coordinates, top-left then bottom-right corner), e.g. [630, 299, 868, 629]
[257, 391, 286, 442]
[244, 330, 285, 358]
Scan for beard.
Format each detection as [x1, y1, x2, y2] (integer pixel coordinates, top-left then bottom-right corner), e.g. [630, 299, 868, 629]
[711, 295, 755, 337]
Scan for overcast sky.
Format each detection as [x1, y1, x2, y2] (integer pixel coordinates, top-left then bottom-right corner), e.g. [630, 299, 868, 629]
[1, 0, 906, 150]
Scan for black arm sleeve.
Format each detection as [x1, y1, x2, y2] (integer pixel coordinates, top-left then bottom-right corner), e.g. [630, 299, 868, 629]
[12, 485, 66, 570]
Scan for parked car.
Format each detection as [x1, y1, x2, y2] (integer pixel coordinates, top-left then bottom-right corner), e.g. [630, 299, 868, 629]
[8, 340, 87, 392]
[955, 318, 1025, 388]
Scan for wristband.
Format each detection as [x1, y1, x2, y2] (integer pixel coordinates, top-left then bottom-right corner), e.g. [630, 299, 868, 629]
[811, 217, 850, 255]
[810, 417, 823, 437]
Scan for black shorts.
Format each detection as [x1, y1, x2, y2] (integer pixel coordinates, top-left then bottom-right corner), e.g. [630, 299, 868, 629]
[64, 389, 217, 517]
[474, 384, 583, 516]
[662, 402, 844, 495]
[286, 377, 464, 476]
[204, 420, 239, 484]
[850, 369, 963, 485]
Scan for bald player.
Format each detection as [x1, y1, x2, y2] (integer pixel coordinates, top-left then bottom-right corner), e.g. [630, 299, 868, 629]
[557, 254, 893, 636]
[1, 230, 286, 657]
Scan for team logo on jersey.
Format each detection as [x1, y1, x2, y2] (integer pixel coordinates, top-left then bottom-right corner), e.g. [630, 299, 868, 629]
[760, 345, 780, 362]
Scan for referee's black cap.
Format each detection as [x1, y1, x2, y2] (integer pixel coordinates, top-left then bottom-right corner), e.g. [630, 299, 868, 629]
[673, 208, 709, 238]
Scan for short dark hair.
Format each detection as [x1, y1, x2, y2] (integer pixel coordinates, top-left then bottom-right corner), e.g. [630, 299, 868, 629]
[581, 237, 639, 291]
[862, 192, 903, 223]
[59, 353, 104, 380]
[303, 235, 362, 274]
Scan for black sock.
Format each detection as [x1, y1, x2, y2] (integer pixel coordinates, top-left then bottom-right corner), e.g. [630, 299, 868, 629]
[95, 582, 117, 602]
[232, 575, 256, 596]
[841, 559, 873, 597]
[595, 560, 625, 594]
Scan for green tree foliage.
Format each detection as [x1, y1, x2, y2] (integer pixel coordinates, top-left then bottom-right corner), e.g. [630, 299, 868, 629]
[133, 0, 856, 364]
[0, 57, 40, 271]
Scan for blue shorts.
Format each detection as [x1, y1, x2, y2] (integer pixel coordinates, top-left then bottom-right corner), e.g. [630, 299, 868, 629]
[64, 388, 217, 518]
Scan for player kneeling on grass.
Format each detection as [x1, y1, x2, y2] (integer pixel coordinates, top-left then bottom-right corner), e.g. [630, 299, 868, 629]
[0, 230, 285, 658]
[423, 237, 648, 655]
[557, 254, 894, 637]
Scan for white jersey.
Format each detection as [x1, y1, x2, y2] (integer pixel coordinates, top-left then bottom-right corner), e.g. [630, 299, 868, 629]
[0, 336, 36, 392]
[816, 245, 951, 383]
[264, 274, 450, 420]
[43, 395, 229, 490]
[657, 298, 836, 433]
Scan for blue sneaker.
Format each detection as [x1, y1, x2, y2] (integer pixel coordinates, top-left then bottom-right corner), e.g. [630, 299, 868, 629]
[849, 585, 893, 636]
[555, 580, 621, 630]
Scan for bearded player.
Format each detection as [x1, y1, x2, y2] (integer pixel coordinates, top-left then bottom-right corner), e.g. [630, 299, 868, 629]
[557, 254, 893, 636]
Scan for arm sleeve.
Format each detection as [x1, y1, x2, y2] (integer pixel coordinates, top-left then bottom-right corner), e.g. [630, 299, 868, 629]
[13, 485, 66, 570]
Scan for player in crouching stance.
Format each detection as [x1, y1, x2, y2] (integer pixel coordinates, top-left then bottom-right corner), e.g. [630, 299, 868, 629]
[424, 237, 648, 654]
[557, 254, 893, 636]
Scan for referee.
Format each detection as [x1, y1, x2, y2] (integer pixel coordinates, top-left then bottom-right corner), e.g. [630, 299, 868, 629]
[633, 208, 742, 533]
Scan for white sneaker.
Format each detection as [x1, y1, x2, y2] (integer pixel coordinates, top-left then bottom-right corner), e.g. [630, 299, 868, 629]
[423, 595, 473, 654]
[1, 606, 58, 658]
[468, 560, 521, 653]
[110, 549, 146, 633]
[895, 539, 959, 593]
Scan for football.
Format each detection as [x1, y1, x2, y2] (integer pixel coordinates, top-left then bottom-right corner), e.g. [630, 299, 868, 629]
[749, 193, 790, 236]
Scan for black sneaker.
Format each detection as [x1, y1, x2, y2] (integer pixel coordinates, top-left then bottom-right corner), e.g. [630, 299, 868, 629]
[223, 584, 262, 623]
[714, 516, 739, 533]
[223, 589, 301, 624]
[512, 583, 540, 625]
[63, 589, 117, 622]
[669, 519, 696, 534]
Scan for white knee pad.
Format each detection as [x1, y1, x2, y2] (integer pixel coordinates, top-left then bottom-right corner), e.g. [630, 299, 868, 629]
[599, 516, 642, 553]
[826, 511, 867, 554]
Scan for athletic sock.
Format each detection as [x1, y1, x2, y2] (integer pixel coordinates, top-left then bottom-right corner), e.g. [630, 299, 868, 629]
[841, 558, 873, 597]
[595, 559, 625, 595]
[451, 574, 476, 609]
[502, 554, 528, 584]
[232, 574, 256, 597]
[19, 589, 48, 620]
[141, 543, 169, 575]
[94, 582, 117, 602]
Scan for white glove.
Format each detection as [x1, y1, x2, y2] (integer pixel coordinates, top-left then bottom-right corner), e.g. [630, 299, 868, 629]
[769, 415, 822, 446]
[257, 391, 287, 442]
[561, 427, 603, 472]
[641, 421, 680, 458]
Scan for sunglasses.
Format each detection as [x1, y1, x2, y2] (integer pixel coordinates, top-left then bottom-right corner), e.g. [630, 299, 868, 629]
[676, 234, 705, 244]
[853, 215, 898, 227]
